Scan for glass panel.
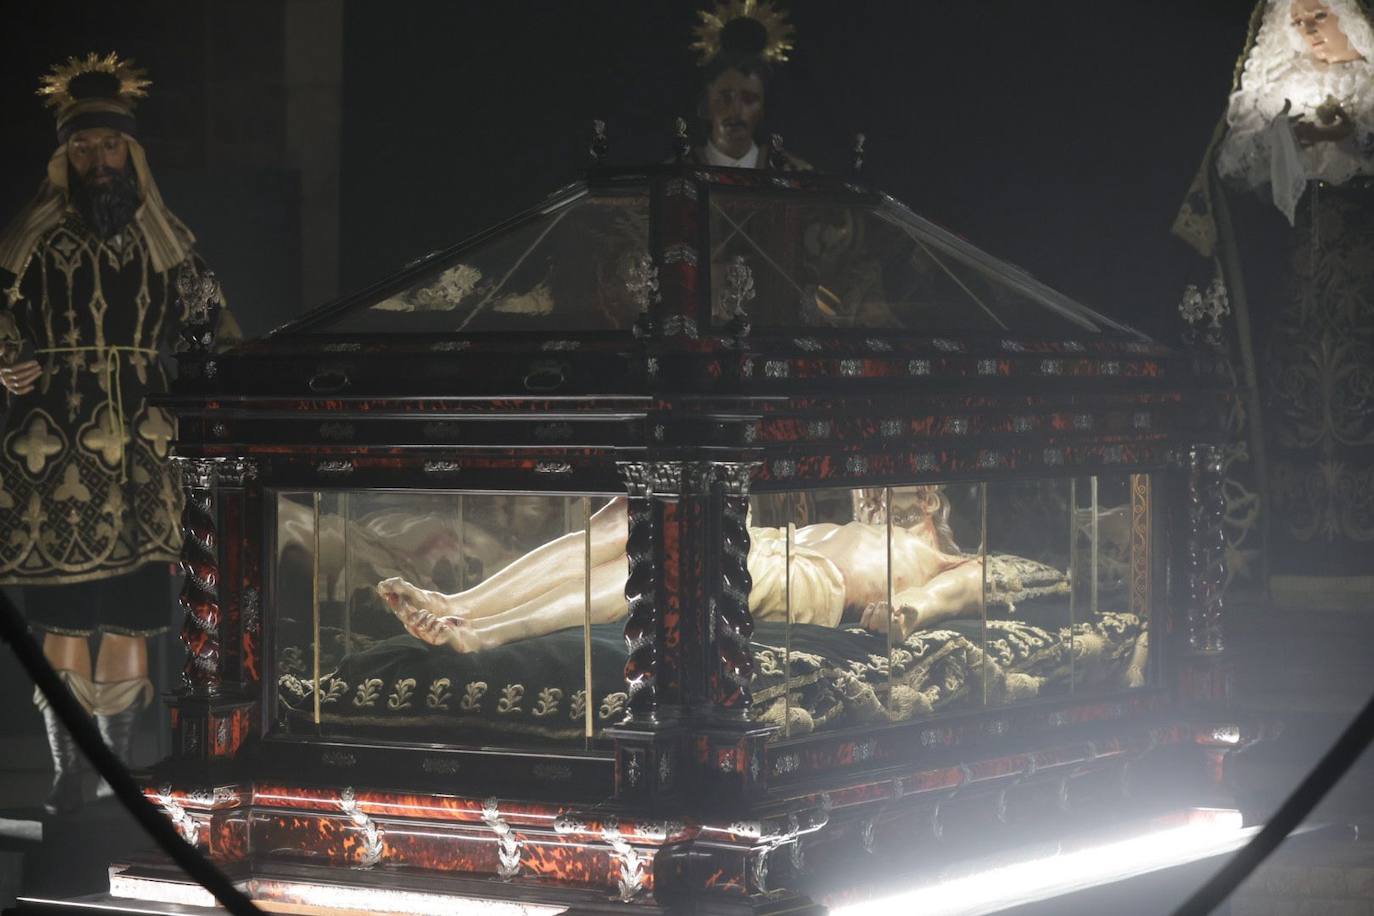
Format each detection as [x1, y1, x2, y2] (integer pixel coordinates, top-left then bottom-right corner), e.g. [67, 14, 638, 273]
[317, 192, 650, 334]
[1071, 473, 1152, 694]
[272, 490, 615, 747]
[985, 479, 1075, 705]
[749, 484, 1001, 738]
[707, 190, 1093, 335]
[272, 491, 317, 732]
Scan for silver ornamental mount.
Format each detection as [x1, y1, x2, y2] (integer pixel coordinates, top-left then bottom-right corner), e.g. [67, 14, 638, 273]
[626, 253, 660, 314]
[179, 267, 219, 321]
[1178, 270, 1230, 345]
[721, 256, 755, 320]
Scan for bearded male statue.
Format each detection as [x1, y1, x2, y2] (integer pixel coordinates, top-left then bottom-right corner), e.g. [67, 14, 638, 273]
[0, 54, 239, 814]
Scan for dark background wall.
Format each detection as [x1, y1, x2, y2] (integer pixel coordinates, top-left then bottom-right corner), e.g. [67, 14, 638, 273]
[1, 1, 1258, 338]
[0, 1, 1259, 734]
[339, 0, 1258, 340]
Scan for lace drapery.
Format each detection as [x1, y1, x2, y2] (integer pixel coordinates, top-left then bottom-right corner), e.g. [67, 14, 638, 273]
[1217, 0, 1374, 221]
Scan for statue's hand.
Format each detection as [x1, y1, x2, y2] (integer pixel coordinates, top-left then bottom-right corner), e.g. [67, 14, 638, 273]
[0, 359, 40, 395]
[1290, 107, 1354, 146]
[858, 600, 920, 641]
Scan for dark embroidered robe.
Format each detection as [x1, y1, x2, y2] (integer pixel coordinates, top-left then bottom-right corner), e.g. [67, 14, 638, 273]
[0, 211, 217, 585]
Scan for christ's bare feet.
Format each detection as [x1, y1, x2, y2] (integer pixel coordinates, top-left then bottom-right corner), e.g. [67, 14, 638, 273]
[376, 577, 454, 616]
[377, 579, 481, 653]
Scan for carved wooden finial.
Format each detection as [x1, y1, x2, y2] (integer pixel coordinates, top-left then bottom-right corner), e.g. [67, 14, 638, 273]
[589, 119, 608, 166]
[768, 133, 786, 170]
[674, 116, 691, 162]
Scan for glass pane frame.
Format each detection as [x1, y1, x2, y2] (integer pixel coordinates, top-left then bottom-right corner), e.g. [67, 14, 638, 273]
[280, 183, 651, 337]
[703, 185, 1147, 338]
[263, 487, 619, 751]
[752, 482, 997, 739]
[752, 473, 1161, 745]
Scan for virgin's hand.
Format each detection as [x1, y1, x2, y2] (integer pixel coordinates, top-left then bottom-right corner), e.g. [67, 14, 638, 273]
[1290, 114, 1354, 146]
[0, 360, 40, 395]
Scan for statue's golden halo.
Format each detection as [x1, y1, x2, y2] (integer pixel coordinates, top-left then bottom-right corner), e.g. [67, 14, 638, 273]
[691, 0, 796, 65]
[37, 51, 151, 110]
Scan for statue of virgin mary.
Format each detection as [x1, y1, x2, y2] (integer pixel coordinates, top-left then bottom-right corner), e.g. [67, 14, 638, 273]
[1217, 0, 1374, 223]
[1175, 0, 1374, 609]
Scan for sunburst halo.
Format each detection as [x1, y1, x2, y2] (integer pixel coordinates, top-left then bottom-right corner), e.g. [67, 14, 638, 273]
[691, 0, 796, 65]
[37, 52, 151, 110]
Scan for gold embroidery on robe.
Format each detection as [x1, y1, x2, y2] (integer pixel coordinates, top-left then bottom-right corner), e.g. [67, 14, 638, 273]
[0, 215, 221, 585]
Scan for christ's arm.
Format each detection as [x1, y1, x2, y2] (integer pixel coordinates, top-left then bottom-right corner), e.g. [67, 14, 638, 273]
[857, 559, 984, 641]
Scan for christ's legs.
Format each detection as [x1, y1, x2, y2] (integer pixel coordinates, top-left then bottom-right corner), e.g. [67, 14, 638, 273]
[464, 557, 629, 650]
[385, 556, 629, 653]
[378, 497, 628, 620]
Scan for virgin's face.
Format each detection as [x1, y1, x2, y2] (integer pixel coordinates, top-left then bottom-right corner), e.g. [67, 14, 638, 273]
[1290, 0, 1365, 64]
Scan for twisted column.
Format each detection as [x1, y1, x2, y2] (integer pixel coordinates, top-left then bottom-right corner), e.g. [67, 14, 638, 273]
[1186, 445, 1227, 654]
[712, 463, 759, 714]
[619, 462, 663, 721]
[175, 457, 222, 692]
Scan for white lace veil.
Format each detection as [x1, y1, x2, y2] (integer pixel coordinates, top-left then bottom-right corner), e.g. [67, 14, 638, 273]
[1217, 0, 1374, 212]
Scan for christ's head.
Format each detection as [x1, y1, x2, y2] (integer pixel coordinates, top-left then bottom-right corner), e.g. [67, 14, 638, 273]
[701, 56, 768, 159]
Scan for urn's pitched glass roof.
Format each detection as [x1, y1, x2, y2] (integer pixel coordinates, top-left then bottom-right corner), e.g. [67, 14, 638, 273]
[284, 173, 1144, 340]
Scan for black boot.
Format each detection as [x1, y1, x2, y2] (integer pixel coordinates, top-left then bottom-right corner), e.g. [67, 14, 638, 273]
[94, 707, 140, 801]
[39, 704, 84, 816]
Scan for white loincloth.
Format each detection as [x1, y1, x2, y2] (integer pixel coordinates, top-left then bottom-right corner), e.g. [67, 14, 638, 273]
[746, 525, 848, 628]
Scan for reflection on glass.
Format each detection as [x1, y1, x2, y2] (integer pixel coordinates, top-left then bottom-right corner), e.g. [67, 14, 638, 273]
[707, 191, 1095, 334]
[319, 193, 649, 334]
[986, 480, 1075, 703]
[270, 479, 1156, 747]
[272, 491, 615, 747]
[273, 491, 315, 728]
[750, 479, 1150, 716]
[746, 485, 997, 736]
[1067, 475, 1152, 695]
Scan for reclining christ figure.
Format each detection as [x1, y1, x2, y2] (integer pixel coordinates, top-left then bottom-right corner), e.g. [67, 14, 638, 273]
[376, 488, 988, 654]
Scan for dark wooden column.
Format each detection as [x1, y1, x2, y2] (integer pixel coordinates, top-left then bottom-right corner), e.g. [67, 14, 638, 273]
[708, 462, 758, 716]
[1174, 443, 1235, 717]
[609, 460, 714, 807]
[691, 461, 776, 809]
[1185, 443, 1228, 657]
[166, 455, 260, 768]
[175, 456, 222, 696]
